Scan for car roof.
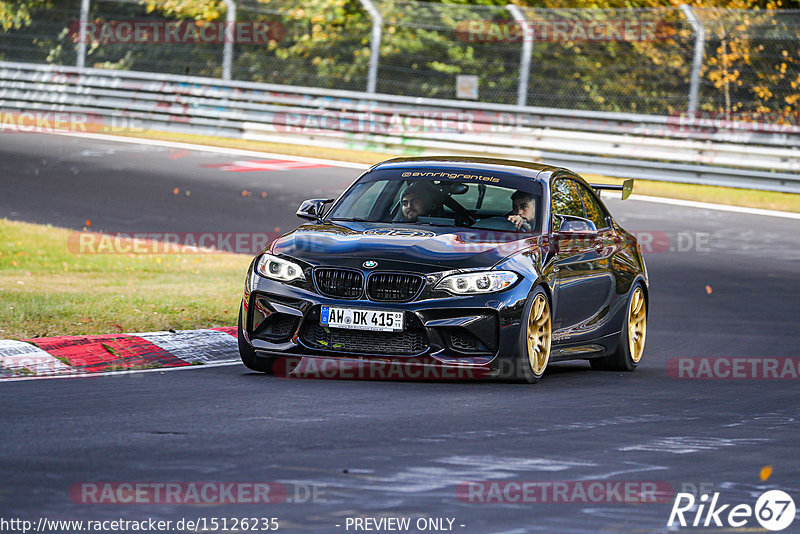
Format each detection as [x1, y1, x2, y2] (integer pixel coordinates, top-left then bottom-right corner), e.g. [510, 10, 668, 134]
[371, 156, 563, 182]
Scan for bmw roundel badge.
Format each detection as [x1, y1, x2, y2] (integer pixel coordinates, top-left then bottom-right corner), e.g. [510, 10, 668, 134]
[363, 260, 378, 269]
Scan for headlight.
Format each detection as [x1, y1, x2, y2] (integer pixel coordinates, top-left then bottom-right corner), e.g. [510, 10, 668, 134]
[436, 271, 518, 295]
[255, 254, 305, 282]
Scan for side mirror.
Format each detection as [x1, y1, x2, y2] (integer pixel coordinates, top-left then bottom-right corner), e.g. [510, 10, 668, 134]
[436, 182, 469, 195]
[555, 215, 597, 233]
[296, 198, 333, 221]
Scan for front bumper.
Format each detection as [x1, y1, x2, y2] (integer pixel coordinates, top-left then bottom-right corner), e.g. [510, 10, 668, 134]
[242, 273, 533, 369]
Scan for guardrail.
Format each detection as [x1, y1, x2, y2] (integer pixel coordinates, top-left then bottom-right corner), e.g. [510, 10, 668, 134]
[1, 61, 799, 193]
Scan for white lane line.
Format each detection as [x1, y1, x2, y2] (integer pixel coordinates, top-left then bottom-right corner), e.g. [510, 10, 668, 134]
[629, 194, 800, 221]
[0, 340, 73, 377]
[47, 132, 800, 220]
[50, 131, 370, 169]
[135, 329, 238, 365]
[0, 360, 242, 382]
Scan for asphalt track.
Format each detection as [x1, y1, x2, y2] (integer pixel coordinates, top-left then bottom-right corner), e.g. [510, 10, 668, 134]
[1, 133, 800, 533]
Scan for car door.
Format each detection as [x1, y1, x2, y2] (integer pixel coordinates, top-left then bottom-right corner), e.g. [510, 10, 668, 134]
[573, 179, 618, 333]
[550, 176, 612, 344]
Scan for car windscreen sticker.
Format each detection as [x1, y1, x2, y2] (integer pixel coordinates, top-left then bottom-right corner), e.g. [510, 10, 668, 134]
[363, 168, 544, 195]
[400, 171, 500, 183]
[363, 228, 437, 238]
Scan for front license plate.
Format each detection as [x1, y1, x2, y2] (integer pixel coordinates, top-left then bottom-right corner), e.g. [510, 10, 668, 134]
[320, 306, 404, 333]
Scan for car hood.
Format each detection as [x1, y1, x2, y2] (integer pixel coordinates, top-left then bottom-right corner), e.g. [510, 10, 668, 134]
[270, 221, 540, 273]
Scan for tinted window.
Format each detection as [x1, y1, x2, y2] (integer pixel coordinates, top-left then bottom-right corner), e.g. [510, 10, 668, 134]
[551, 179, 585, 231]
[343, 181, 387, 220]
[577, 184, 607, 229]
[327, 176, 542, 232]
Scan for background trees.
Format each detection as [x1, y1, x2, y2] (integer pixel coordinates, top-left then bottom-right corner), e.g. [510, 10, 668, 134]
[1, 0, 797, 115]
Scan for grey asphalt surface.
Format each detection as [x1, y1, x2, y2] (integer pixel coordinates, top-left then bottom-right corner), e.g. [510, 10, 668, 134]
[1, 133, 799, 533]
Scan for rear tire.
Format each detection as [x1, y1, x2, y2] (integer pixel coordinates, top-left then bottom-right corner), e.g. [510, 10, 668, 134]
[238, 302, 275, 374]
[591, 284, 646, 372]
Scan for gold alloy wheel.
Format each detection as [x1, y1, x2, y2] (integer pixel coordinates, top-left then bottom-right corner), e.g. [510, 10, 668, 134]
[627, 287, 647, 363]
[527, 294, 552, 376]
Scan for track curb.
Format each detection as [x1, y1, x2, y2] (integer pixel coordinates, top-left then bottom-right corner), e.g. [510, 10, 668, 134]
[0, 327, 239, 380]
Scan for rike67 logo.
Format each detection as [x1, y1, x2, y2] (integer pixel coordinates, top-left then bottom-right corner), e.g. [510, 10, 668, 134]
[668, 490, 796, 531]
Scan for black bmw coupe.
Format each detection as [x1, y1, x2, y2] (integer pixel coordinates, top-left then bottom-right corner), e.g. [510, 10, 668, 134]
[238, 157, 648, 382]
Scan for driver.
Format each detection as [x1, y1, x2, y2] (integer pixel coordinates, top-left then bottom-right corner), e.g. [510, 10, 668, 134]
[507, 190, 536, 232]
[401, 183, 436, 223]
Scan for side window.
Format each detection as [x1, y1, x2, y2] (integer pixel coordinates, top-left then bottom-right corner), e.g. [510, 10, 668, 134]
[551, 178, 585, 231]
[577, 184, 607, 229]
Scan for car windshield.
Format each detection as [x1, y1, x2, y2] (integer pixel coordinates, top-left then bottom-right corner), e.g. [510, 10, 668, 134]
[327, 175, 543, 233]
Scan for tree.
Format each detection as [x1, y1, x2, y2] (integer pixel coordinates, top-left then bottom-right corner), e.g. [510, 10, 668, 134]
[1, 0, 797, 115]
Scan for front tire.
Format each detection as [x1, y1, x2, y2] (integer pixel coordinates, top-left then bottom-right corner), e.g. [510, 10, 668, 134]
[512, 287, 552, 383]
[238, 302, 275, 374]
[591, 284, 647, 372]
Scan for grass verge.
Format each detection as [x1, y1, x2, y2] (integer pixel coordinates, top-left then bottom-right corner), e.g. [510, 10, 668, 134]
[0, 219, 250, 339]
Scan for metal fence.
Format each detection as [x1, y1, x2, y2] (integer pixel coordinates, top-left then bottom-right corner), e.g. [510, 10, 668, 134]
[0, 1, 798, 116]
[2, 61, 798, 192]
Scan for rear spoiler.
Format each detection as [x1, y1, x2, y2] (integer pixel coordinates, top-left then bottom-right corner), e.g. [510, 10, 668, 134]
[590, 179, 634, 200]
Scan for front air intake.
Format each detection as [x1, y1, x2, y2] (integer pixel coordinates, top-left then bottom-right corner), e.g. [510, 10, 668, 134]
[367, 273, 424, 302]
[314, 268, 364, 299]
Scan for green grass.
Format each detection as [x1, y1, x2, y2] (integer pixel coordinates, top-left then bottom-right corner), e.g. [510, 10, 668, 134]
[127, 130, 800, 214]
[0, 219, 250, 339]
